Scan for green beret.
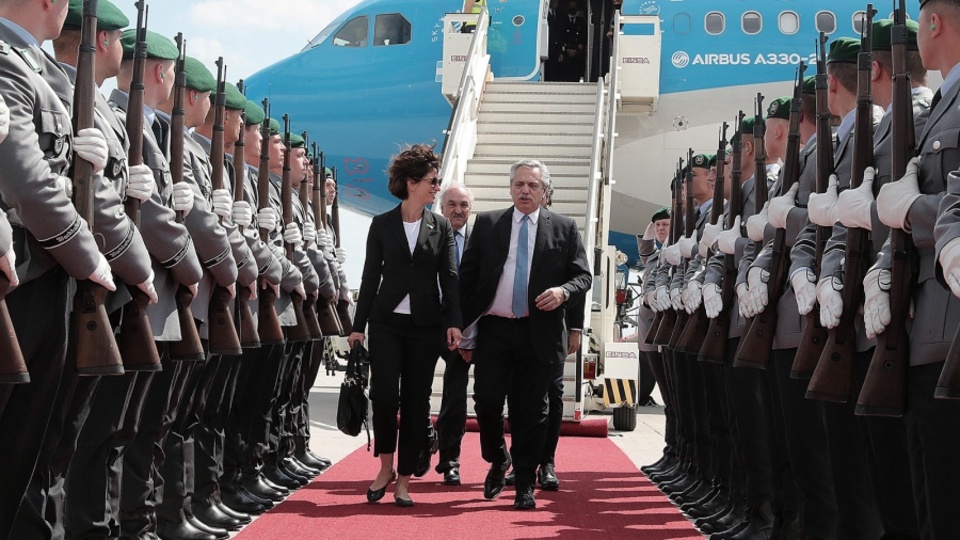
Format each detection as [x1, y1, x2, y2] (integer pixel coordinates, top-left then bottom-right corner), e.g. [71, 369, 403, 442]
[801, 75, 816, 95]
[651, 207, 670, 222]
[268, 118, 281, 137]
[288, 133, 305, 148]
[182, 56, 215, 93]
[871, 18, 919, 51]
[708, 154, 717, 167]
[218, 82, 243, 110]
[243, 100, 264, 126]
[64, 0, 128, 32]
[740, 115, 757, 135]
[828, 37, 860, 64]
[767, 97, 791, 121]
[691, 153, 714, 169]
[121, 29, 178, 61]
[324, 167, 333, 178]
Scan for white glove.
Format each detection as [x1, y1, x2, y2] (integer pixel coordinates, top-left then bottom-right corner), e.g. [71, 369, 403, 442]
[768, 182, 799, 229]
[641, 222, 656, 241]
[677, 234, 697, 259]
[73, 127, 108, 175]
[336, 247, 347, 264]
[716, 216, 742, 256]
[791, 268, 818, 315]
[644, 288, 658, 311]
[669, 286, 682, 311]
[746, 203, 769, 242]
[682, 280, 702, 313]
[940, 237, 960, 299]
[257, 207, 277, 233]
[817, 276, 844, 329]
[283, 222, 302, 248]
[0, 93, 9, 144]
[137, 269, 158, 304]
[837, 167, 876, 230]
[211, 188, 232, 220]
[0, 248, 18, 288]
[293, 282, 306, 301]
[171, 182, 193, 216]
[88, 253, 116, 291]
[655, 285, 670, 311]
[747, 267, 770, 315]
[126, 163, 155, 202]
[736, 282, 753, 318]
[57, 175, 73, 199]
[246, 280, 258, 300]
[703, 283, 723, 318]
[662, 243, 681, 266]
[808, 174, 840, 227]
[302, 221, 316, 246]
[232, 201, 252, 228]
[863, 267, 891, 339]
[877, 157, 922, 231]
[700, 222, 721, 256]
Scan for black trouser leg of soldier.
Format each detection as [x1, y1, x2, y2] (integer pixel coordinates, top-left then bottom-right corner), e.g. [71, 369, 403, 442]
[436, 351, 470, 474]
[221, 347, 262, 484]
[235, 344, 285, 482]
[764, 358, 800, 536]
[821, 358, 884, 539]
[700, 361, 732, 490]
[771, 348, 837, 538]
[297, 341, 326, 455]
[904, 361, 960, 538]
[196, 356, 242, 502]
[687, 353, 714, 483]
[644, 350, 675, 458]
[0, 270, 70, 540]
[540, 358, 565, 468]
[661, 347, 688, 464]
[266, 343, 297, 459]
[286, 343, 311, 459]
[666, 347, 693, 468]
[636, 351, 656, 405]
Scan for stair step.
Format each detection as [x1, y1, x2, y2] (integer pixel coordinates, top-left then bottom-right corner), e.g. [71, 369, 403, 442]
[476, 131, 593, 146]
[479, 110, 595, 125]
[482, 91, 597, 104]
[480, 100, 597, 114]
[473, 142, 593, 159]
[485, 81, 598, 95]
[478, 120, 594, 135]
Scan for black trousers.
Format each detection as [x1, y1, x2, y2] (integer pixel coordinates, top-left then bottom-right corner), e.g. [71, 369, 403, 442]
[539, 357, 565, 467]
[473, 316, 552, 491]
[368, 314, 442, 476]
[223, 344, 281, 483]
[642, 350, 673, 457]
[296, 341, 325, 444]
[435, 350, 471, 473]
[771, 348, 837, 538]
[0, 269, 70, 540]
[195, 355, 243, 499]
[699, 360, 733, 488]
[267, 341, 305, 458]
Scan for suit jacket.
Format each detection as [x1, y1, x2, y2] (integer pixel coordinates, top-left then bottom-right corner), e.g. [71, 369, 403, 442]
[459, 206, 591, 364]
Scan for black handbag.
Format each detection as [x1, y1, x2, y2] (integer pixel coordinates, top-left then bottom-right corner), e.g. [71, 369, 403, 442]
[337, 343, 371, 448]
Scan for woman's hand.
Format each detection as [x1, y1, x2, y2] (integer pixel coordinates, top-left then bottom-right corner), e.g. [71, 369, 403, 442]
[446, 327, 462, 351]
[348, 332, 365, 348]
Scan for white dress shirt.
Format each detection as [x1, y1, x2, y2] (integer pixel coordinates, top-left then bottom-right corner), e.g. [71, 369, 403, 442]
[392, 218, 421, 314]
[487, 207, 539, 318]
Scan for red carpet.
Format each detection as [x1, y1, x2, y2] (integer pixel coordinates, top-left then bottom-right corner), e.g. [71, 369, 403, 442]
[461, 417, 609, 437]
[236, 433, 700, 539]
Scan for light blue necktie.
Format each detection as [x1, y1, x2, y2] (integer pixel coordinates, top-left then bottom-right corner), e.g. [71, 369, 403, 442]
[454, 231, 462, 271]
[512, 216, 529, 318]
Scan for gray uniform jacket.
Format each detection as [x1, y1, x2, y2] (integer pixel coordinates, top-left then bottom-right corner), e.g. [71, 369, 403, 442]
[637, 237, 660, 353]
[0, 30, 100, 284]
[108, 89, 202, 340]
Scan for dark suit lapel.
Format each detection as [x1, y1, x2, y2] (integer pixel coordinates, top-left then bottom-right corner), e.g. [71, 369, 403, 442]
[531, 209, 551, 275]
[413, 209, 437, 259]
[388, 205, 409, 259]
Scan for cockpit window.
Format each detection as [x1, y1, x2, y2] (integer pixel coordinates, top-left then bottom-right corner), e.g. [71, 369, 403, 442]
[705, 12, 724, 35]
[816, 11, 837, 34]
[333, 16, 369, 48]
[374, 14, 412, 46]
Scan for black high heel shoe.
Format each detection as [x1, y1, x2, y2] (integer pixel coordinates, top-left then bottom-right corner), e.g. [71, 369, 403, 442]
[366, 471, 397, 503]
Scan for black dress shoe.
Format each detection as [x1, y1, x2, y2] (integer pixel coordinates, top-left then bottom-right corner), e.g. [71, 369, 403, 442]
[537, 464, 560, 491]
[443, 468, 461, 486]
[366, 471, 396, 503]
[504, 470, 516, 486]
[211, 498, 251, 524]
[263, 464, 301, 490]
[483, 457, 511, 500]
[277, 459, 311, 484]
[241, 475, 286, 501]
[304, 449, 332, 469]
[394, 495, 414, 508]
[192, 501, 243, 532]
[186, 514, 229, 540]
[156, 516, 216, 540]
[295, 450, 329, 471]
[219, 486, 268, 515]
[513, 486, 536, 510]
[286, 456, 321, 477]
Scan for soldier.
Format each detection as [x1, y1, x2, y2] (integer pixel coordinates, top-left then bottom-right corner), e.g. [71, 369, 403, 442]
[0, 1, 119, 536]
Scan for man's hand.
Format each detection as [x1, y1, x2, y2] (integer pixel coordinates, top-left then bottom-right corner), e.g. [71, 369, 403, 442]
[171, 182, 194, 216]
[791, 268, 818, 315]
[703, 283, 723, 318]
[88, 253, 116, 291]
[836, 167, 876, 230]
[662, 243, 681, 266]
[641, 222, 656, 241]
[261, 277, 280, 298]
[0, 92, 9, 144]
[303, 221, 316, 246]
[232, 201, 252, 228]
[817, 276, 844, 329]
[336, 247, 347, 264]
[768, 182, 799, 229]
[682, 280, 702, 313]
[655, 285, 670, 311]
[677, 234, 697, 259]
[347, 331, 365, 348]
[257, 207, 277, 232]
[0, 248, 18, 288]
[644, 288, 659, 311]
[211, 188, 232, 220]
[746, 203, 769, 242]
[716, 216, 743, 256]
[736, 283, 753, 319]
[246, 280, 258, 300]
[808, 174, 839, 227]
[535, 286, 567, 311]
[746, 267, 770, 315]
[700, 221, 722, 256]
[137, 269, 158, 304]
[863, 267, 891, 339]
[877, 157, 922, 230]
[567, 330, 581, 355]
[283, 222, 303, 249]
[73, 127, 109, 174]
[446, 327, 462, 351]
[940, 237, 960, 299]
[126, 164, 155, 202]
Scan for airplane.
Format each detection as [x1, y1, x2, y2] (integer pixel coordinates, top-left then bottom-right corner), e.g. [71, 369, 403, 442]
[244, 0, 928, 264]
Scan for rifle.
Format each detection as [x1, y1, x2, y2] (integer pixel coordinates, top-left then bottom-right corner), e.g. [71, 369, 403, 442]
[311, 145, 344, 336]
[330, 167, 353, 334]
[70, 0, 125, 376]
[807, 6, 877, 402]
[667, 148, 696, 347]
[281, 115, 316, 342]
[231, 80, 260, 349]
[255, 99, 285, 344]
[205, 59, 243, 356]
[677, 123, 729, 354]
[699, 111, 745, 364]
[643, 167, 673, 345]
[791, 33, 834, 379]
[736, 64, 807, 369]
[297, 131, 324, 340]
[650, 159, 684, 345]
[166, 35, 205, 361]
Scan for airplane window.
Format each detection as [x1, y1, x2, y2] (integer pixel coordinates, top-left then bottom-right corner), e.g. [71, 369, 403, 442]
[742, 11, 761, 35]
[852, 11, 867, 35]
[673, 13, 691, 34]
[704, 12, 724, 35]
[333, 16, 369, 48]
[816, 11, 837, 34]
[779, 11, 799, 35]
[374, 13, 411, 46]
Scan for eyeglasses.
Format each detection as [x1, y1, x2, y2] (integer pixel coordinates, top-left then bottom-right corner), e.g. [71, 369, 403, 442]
[422, 176, 442, 187]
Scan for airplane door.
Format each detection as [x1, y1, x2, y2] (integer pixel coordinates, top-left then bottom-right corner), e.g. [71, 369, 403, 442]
[487, 0, 544, 80]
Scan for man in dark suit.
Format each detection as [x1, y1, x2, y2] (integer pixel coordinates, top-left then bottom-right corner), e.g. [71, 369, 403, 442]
[459, 159, 591, 510]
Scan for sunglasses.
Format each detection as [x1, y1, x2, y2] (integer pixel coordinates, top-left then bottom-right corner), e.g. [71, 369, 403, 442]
[421, 176, 442, 187]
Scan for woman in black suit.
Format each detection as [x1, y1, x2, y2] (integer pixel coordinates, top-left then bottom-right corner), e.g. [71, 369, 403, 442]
[348, 144, 462, 507]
